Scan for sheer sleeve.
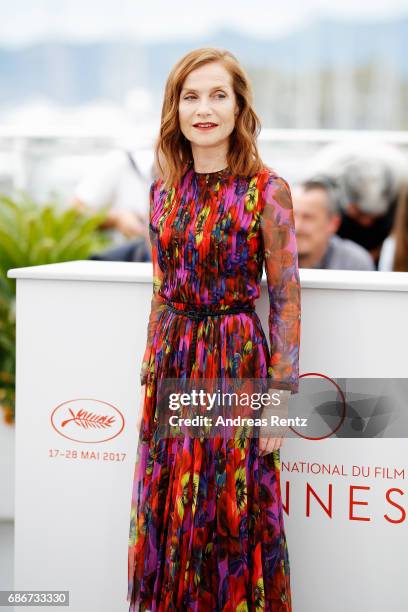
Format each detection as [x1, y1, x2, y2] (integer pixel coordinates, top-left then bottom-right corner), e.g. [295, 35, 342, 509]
[260, 172, 301, 394]
[140, 181, 167, 386]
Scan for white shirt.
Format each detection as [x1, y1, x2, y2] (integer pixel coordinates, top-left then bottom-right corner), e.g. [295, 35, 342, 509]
[378, 235, 396, 271]
[74, 148, 154, 245]
[74, 148, 154, 213]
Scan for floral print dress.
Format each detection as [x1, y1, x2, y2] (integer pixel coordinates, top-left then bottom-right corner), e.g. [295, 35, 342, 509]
[127, 162, 301, 611]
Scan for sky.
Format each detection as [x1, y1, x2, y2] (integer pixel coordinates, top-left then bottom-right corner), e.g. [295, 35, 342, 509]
[1, 0, 408, 47]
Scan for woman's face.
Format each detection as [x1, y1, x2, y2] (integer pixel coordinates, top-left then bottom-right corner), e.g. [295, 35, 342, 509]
[178, 61, 239, 153]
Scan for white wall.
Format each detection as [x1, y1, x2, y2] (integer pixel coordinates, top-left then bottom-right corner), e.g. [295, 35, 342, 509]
[7, 262, 408, 612]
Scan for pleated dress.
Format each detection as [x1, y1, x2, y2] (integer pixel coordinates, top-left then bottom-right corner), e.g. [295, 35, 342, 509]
[127, 162, 301, 611]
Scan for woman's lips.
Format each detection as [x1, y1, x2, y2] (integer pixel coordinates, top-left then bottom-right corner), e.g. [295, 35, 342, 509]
[193, 123, 218, 131]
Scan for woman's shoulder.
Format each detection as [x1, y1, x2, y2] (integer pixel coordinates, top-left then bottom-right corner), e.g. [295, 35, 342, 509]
[150, 176, 172, 209]
[254, 165, 291, 193]
[150, 176, 164, 195]
[148, 178, 167, 226]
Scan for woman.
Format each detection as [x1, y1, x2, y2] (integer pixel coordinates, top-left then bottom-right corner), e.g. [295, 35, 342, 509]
[378, 182, 408, 271]
[127, 47, 301, 611]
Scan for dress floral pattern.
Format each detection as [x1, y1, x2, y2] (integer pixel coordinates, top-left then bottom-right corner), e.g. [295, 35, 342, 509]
[127, 162, 301, 611]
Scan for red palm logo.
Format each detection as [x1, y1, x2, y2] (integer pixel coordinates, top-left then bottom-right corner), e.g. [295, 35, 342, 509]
[51, 399, 124, 443]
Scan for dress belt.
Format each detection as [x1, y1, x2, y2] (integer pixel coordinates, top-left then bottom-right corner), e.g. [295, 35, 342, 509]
[164, 300, 255, 319]
[164, 300, 256, 374]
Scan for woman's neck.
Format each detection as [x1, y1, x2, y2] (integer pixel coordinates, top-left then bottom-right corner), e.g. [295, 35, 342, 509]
[190, 144, 228, 174]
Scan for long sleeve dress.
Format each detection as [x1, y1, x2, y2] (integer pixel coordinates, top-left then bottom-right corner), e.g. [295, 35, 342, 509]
[127, 163, 301, 612]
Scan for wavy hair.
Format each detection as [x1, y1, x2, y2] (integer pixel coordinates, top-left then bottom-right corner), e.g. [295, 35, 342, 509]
[154, 47, 265, 188]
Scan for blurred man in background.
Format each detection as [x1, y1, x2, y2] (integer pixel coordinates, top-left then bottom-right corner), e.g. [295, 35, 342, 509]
[335, 155, 398, 266]
[302, 142, 408, 267]
[292, 176, 375, 270]
[71, 148, 154, 244]
[71, 147, 155, 261]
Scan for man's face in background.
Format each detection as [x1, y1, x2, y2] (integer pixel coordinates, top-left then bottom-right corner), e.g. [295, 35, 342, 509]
[292, 185, 341, 260]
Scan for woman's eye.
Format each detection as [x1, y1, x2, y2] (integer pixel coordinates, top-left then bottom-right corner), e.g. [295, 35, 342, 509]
[183, 93, 226, 100]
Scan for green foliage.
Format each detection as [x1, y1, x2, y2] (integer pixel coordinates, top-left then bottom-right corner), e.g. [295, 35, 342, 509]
[0, 193, 112, 424]
[0, 295, 15, 424]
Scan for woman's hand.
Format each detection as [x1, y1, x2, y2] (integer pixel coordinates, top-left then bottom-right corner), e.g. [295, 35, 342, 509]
[259, 435, 284, 456]
[258, 388, 290, 456]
